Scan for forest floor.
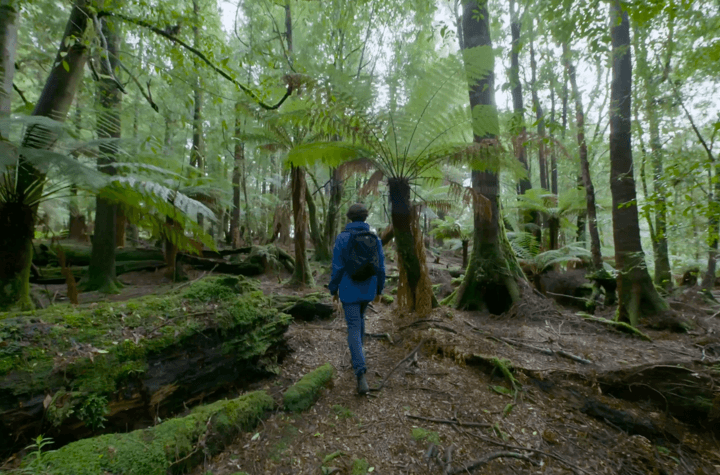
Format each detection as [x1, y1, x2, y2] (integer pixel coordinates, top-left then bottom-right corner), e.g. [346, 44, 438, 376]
[20, 252, 720, 474]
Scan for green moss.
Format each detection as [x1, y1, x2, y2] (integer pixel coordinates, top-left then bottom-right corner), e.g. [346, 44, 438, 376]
[332, 405, 355, 419]
[380, 294, 394, 304]
[411, 427, 440, 444]
[181, 275, 258, 302]
[351, 458, 370, 475]
[0, 276, 289, 431]
[33, 391, 273, 475]
[283, 363, 334, 412]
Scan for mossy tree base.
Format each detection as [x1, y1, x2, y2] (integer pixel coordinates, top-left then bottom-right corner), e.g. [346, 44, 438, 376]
[0, 276, 291, 456]
[453, 243, 523, 315]
[0, 200, 35, 311]
[615, 266, 670, 327]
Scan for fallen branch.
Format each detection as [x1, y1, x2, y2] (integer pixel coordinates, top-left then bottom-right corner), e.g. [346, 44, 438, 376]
[448, 451, 532, 474]
[556, 349, 592, 365]
[460, 429, 594, 475]
[577, 312, 652, 341]
[546, 291, 592, 304]
[370, 339, 426, 392]
[406, 414, 490, 429]
[398, 319, 443, 331]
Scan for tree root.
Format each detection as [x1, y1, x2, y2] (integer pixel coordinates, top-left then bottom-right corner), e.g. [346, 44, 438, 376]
[577, 312, 652, 341]
[405, 414, 491, 429]
[448, 451, 533, 474]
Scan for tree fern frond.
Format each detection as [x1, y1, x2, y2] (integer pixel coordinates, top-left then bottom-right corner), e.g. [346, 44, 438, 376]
[359, 170, 385, 197]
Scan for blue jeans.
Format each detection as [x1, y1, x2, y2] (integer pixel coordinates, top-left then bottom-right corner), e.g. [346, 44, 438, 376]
[342, 302, 368, 377]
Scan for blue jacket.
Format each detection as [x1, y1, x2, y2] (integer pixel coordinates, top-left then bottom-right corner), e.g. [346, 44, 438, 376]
[328, 222, 385, 303]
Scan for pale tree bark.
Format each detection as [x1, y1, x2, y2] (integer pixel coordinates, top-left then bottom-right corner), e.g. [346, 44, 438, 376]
[548, 49, 559, 250]
[191, 0, 205, 227]
[529, 25, 547, 191]
[452, 0, 524, 314]
[608, 0, 668, 325]
[0, 0, 90, 310]
[86, 16, 123, 293]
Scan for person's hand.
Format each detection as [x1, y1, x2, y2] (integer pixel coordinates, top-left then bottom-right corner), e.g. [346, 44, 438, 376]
[373, 294, 381, 303]
[333, 293, 339, 304]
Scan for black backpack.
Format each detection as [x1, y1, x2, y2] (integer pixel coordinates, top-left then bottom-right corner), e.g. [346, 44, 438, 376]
[345, 230, 380, 282]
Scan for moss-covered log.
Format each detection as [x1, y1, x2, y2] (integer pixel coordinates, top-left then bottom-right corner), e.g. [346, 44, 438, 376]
[33, 243, 165, 267]
[0, 276, 290, 456]
[22, 390, 273, 475]
[30, 260, 166, 285]
[283, 363, 334, 412]
[271, 293, 335, 321]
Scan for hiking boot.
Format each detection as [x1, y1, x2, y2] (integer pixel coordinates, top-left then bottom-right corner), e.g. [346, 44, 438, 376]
[357, 373, 369, 395]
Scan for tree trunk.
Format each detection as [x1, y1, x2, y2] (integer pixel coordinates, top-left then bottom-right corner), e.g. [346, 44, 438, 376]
[230, 102, 244, 248]
[509, 0, 530, 196]
[529, 30, 547, 191]
[548, 60, 559, 250]
[317, 167, 341, 262]
[191, 0, 204, 228]
[116, 208, 126, 247]
[0, 0, 89, 310]
[306, 185, 322, 253]
[289, 166, 314, 286]
[633, 24, 672, 290]
[0, 0, 17, 127]
[388, 177, 436, 314]
[564, 44, 603, 272]
[702, 165, 720, 291]
[86, 16, 122, 293]
[609, 0, 668, 326]
[453, 0, 523, 314]
[461, 239, 469, 269]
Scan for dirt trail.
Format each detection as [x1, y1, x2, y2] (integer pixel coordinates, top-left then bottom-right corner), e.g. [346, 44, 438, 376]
[190, 288, 720, 475]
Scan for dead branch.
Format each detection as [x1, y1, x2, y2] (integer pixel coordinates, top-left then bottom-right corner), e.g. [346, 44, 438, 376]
[406, 414, 491, 428]
[448, 451, 533, 474]
[370, 339, 426, 392]
[488, 335, 592, 364]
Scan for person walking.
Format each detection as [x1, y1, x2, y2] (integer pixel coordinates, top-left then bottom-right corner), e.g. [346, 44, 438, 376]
[328, 203, 385, 395]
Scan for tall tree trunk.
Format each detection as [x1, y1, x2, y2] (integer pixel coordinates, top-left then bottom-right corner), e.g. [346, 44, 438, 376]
[68, 103, 87, 241]
[452, 0, 524, 314]
[529, 29, 547, 191]
[191, 0, 204, 228]
[0, 0, 89, 310]
[548, 54, 559, 250]
[86, 16, 122, 293]
[230, 102, 244, 247]
[508, 0, 537, 240]
[563, 44, 602, 272]
[633, 24, 672, 290]
[609, 0, 668, 325]
[289, 166, 313, 286]
[0, 0, 17, 130]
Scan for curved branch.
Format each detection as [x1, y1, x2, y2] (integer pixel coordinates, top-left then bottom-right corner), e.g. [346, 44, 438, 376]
[98, 11, 293, 111]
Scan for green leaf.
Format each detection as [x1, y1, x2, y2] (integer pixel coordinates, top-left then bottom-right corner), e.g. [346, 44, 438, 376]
[62, 60, 69, 72]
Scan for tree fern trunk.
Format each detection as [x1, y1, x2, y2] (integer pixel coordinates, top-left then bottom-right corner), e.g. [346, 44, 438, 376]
[389, 177, 421, 306]
[609, 0, 668, 325]
[86, 16, 122, 293]
[453, 0, 523, 314]
[318, 167, 342, 262]
[289, 166, 313, 286]
[0, 0, 89, 310]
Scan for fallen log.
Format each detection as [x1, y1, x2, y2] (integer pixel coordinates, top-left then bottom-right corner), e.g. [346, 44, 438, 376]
[30, 390, 273, 475]
[33, 242, 165, 267]
[178, 253, 266, 276]
[31, 260, 167, 285]
[0, 276, 291, 457]
[271, 293, 335, 321]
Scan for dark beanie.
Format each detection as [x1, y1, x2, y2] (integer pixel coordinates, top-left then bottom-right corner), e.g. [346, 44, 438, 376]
[346, 203, 369, 222]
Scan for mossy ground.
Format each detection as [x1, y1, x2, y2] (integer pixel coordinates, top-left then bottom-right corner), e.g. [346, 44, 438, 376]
[25, 390, 273, 475]
[283, 363, 334, 412]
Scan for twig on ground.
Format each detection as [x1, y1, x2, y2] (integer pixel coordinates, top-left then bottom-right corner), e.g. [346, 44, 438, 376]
[556, 350, 592, 365]
[406, 414, 491, 428]
[448, 451, 533, 474]
[166, 265, 218, 294]
[370, 339, 426, 392]
[461, 429, 594, 475]
[398, 319, 443, 331]
[546, 291, 592, 303]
